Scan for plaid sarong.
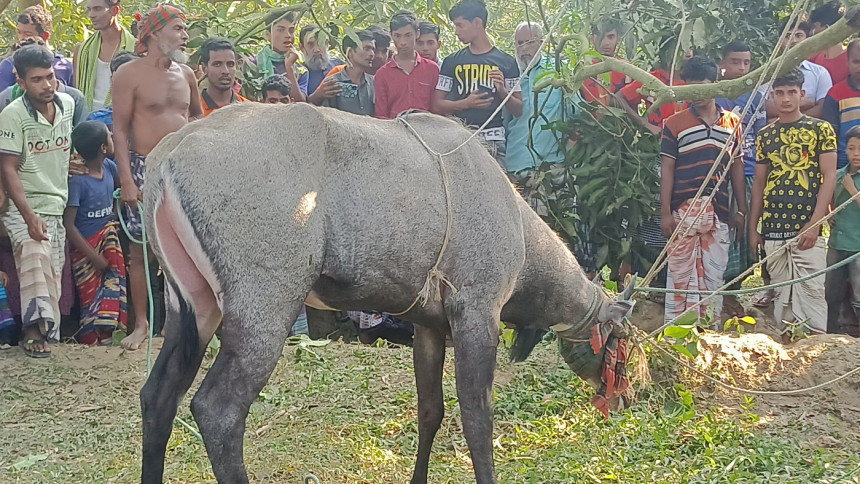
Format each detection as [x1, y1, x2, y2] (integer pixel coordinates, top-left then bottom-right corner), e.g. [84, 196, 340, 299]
[0, 204, 65, 342]
[71, 221, 127, 335]
[665, 198, 730, 323]
[121, 150, 146, 239]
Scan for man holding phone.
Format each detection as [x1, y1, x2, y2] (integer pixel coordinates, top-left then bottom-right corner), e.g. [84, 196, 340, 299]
[433, 0, 522, 166]
[320, 29, 376, 116]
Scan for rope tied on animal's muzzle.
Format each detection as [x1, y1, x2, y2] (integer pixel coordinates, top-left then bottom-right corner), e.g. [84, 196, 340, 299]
[557, 282, 637, 419]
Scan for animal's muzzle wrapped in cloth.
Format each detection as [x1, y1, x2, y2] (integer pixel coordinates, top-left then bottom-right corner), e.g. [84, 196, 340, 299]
[559, 318, 631, 419]
[554, 283, 636, 419]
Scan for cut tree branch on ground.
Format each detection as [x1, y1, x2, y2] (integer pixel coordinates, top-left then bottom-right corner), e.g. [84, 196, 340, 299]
[536, 5, 860, 115]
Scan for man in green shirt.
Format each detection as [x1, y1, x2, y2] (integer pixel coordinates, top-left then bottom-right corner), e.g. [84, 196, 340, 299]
[826, 125, 860, 333]
[0, 45, 73, 357]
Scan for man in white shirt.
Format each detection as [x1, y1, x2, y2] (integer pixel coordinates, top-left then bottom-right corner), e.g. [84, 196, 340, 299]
[762, 19, 832, 119]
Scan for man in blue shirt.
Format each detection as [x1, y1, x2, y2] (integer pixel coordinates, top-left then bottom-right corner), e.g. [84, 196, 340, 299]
[715, 41, 766, 316]
[300, 25, 345, 103]
[505, 22, 578, 174]
[0, 6, 74, 91]
[504, 22, 591, 272]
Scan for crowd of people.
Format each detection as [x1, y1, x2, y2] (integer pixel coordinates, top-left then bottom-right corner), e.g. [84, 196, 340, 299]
[0, 0, 858, 358]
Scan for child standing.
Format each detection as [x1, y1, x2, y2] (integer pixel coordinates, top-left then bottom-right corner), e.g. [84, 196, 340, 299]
[65, 121, 127, 345]
[825, 125, 860, 333]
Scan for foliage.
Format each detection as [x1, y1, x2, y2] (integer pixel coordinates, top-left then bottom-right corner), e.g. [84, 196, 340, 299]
[724, 314, 757, 335]
[660, 309, 709, 359]
[783, 318, 811, 342]
[540, 101, 661, 274]
[2, 340, 857, 483]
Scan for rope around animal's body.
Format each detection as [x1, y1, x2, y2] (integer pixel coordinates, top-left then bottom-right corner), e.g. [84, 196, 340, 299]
[388, 9, 569, 316]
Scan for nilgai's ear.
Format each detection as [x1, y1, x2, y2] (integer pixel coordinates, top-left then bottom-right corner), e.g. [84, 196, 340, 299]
[605, 274, 637, 323]
[605, 299, 635, 324]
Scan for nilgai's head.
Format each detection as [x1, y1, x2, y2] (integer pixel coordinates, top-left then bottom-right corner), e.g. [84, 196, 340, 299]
[558, 283, 636, 418]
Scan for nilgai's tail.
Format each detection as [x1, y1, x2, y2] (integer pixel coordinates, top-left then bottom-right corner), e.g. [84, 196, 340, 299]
[177, 290, 199, 365]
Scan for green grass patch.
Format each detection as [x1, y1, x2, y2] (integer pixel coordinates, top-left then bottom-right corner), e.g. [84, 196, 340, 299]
[0, 339, 857, 483]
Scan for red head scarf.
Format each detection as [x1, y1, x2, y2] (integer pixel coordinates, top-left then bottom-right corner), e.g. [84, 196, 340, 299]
[134, 5, 186, 55]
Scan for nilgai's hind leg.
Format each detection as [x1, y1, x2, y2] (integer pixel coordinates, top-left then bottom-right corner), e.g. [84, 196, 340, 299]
[410, 325, 447, 484]
[190, 292, 302, 484]
[140, 288, 211, 484]
[447, 293, 501, 484]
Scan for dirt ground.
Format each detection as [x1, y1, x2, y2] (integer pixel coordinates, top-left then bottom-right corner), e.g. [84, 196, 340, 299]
[0, 304, 858, 482]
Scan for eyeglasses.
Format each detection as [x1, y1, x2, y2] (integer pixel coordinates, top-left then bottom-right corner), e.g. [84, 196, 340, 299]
[516, 38, 541, 47]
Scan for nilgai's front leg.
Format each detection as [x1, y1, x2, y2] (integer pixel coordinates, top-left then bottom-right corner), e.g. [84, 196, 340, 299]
[410, 325, 447, 484]
[189, 298, 298, 484]
[448, 297, 500, 484]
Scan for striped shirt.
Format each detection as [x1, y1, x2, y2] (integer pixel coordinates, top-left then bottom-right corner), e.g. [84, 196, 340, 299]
[661, 105, 742, 222]
[822, 76, 860, 169]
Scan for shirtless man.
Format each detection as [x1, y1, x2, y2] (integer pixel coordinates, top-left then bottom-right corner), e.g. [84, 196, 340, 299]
[111, 5, 202, 350]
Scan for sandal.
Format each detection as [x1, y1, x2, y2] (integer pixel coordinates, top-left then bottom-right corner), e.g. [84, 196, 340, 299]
[21, 338, 51, 358]
[751, 289, 776, 307]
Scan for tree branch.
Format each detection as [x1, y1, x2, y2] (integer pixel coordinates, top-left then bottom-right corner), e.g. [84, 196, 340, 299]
[536, 5, 860, 114]
[233, 1, 315, 44]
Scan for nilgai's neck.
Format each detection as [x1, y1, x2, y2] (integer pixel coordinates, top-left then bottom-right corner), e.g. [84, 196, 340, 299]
[502, 202, 609, 331]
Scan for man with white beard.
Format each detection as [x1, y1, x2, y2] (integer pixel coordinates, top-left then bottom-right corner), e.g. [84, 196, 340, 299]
[110, 4, 202, 350]
[299, 24, 345, 104]
[504, 22, 594, 274]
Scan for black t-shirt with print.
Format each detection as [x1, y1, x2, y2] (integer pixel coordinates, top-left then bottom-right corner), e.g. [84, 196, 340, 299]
[436, 46, 520, 130]
[755, 115, 837, 240]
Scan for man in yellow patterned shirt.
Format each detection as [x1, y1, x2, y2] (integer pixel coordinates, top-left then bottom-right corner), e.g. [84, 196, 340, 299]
[750, 69, 838, 335]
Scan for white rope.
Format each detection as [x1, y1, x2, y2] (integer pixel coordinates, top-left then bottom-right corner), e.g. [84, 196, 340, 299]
[638, 0, 812, 293]
[647, 187, 860, 339]
[645, 332, 860, 396]
[386, 5, 570, 315]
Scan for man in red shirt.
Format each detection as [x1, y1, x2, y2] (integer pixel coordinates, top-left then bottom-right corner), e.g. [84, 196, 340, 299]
[619, 42, 692, 127]
[810, 1, 849, 85]
[374, 10, 439, 119]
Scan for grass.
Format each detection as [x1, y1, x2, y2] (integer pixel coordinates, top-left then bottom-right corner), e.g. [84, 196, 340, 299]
[0, 338, 858, 483]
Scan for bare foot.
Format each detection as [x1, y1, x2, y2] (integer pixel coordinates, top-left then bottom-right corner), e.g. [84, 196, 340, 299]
[121, 324, 149, 350]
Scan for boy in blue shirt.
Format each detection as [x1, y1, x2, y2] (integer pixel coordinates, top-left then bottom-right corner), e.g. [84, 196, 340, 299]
[65, 120, 127, 345]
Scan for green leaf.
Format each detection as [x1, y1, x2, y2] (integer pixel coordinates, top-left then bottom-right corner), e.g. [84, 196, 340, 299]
[686, 342, 699, 358]
[692, 18, 707, 47]
[675, 311, 700, 327]
[11, 453, 49, 470]
[664, 325, 692, 339]
[741, 316, 757, 325]
[673, 342, 694, 359]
